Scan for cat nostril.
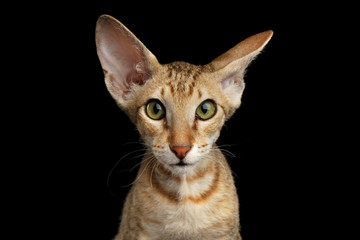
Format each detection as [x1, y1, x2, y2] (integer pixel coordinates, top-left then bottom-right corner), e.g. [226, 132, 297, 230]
[170, 146, 192, 159]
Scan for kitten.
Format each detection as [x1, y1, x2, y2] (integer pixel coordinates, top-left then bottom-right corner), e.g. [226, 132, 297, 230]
[96, 14, 272, 240]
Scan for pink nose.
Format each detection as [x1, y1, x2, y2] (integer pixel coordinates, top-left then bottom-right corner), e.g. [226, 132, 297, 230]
[170, 146, 191, 159]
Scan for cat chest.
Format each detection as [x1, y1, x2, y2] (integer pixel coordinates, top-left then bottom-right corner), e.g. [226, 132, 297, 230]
[140, 185, 235, 237]
[134, 164, 237, 237]
[145, 201, 221, 236]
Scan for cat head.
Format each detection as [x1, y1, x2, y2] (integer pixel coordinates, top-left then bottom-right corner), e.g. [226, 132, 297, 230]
[96, 15, 272, 175]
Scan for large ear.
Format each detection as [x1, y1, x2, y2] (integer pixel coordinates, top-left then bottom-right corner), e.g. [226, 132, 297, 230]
[95, 15, 160, 110]
[209, 30, 273, 115]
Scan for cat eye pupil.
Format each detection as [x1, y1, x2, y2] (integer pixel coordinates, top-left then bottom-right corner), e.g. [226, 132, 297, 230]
[201, 103, 210, 114]
[153, 103, 161, 114]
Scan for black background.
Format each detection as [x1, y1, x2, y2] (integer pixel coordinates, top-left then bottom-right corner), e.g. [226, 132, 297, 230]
[6, 2, 347, 240]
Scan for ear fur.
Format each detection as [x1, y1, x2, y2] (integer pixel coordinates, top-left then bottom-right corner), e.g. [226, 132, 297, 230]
[95, 15, 160, 110]
[209, 30, 273, 115]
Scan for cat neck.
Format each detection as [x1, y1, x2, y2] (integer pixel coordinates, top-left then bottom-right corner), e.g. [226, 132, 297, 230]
[137, 146, 228, 203]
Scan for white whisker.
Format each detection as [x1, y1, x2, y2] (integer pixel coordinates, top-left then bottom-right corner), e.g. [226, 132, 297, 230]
[149, 160, 160, 188]
[107, 149, 146, 192]
[122, 156, 155, 188]
[218, 148, 237, 158]
[209, 146, 239, 178]
[128, 153, 151, 172]
[217, 143, 239, 148]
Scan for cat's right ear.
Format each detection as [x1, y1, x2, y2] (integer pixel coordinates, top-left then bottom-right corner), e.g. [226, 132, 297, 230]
[95, 15, 159, 109]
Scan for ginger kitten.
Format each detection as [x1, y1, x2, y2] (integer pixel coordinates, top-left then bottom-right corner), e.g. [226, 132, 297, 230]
[95, 14, 272, 240]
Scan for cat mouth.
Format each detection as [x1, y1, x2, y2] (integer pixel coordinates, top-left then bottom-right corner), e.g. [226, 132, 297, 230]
[171, 161, 193, 167]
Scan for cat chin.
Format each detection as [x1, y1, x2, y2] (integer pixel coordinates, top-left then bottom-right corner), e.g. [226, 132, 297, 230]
[168, 164, 198, 175]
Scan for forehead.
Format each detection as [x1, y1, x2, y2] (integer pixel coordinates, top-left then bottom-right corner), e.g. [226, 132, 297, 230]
[136, 61, 216, 109]
[160, 62, 209, 98]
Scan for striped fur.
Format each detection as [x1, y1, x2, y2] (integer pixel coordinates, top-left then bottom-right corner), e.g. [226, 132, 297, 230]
[115, 148, 241, 240]
[95, 14, 272, 240]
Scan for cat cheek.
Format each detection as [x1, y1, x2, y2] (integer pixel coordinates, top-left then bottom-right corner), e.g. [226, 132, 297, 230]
[208, 130, 220, 146]
[136, 122, 155, 145]
[136, 126, 149, 144]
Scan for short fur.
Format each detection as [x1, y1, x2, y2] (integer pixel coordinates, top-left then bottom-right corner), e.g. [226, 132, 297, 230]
[96, 14, 272, 240]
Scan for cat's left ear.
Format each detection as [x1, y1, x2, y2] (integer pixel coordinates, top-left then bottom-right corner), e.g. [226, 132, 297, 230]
[209, 30, 273, 113]
[96, 15, 160, 111]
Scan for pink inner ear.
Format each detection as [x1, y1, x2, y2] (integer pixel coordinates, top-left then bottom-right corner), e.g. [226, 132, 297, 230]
[128, 71, 146, 86]
[97, 17, 152, 98]
[221, 74, 244, 90]
[126, 62, 150, 87]
[221, 77, 233, 89]
[103, 30, 145, 81]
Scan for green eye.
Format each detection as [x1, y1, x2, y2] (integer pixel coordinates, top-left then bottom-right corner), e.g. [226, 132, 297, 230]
[196, 100, 217, 120]
[146, 100, 166, 120]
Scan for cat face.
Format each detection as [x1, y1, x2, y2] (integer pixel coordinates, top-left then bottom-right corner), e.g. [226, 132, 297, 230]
[95, 15, 272, 175]
[133, 62, 228, 174]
